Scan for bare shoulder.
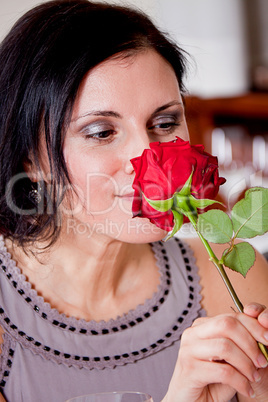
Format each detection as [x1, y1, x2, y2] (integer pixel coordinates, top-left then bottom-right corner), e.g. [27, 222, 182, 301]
[185, 237, 268, 316]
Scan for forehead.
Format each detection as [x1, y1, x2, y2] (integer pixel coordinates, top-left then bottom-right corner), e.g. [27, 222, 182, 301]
[71, 49, 181, 118]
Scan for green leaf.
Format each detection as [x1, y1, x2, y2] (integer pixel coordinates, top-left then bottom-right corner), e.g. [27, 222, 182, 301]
[231, 187, 268, 239]
[196, 210, 233, 243]
[222, 242, 256, 277]
[164, 209, 183, 241]
[143, 194, 173, 212]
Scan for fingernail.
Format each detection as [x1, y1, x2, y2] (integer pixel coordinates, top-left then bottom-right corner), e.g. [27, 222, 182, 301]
[257, 353, 268, 368]
[264, 332, 268, 341]
[250, 387, 256, 398]
[246, 304, 260, 311]
[253, 370, 261, 383]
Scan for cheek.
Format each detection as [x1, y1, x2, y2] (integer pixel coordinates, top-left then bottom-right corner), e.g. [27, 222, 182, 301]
[180, 119, 190, 142]
[85, 175, 118, 214]
[64, 151, 120, 213]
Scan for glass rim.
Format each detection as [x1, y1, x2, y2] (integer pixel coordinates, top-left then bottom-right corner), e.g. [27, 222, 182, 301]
[66, 391, 153, 401]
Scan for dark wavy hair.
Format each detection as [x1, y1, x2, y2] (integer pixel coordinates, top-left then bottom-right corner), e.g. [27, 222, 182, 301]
[0, 0, 188, 247]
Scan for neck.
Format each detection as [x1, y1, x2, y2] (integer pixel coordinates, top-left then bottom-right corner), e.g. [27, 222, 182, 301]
[51, 233, 149, 299]
[6, 231, 160, 321]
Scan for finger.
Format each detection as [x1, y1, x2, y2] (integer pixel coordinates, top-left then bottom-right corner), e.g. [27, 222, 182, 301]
[183, 337, 259, 383]
[244, 303, 268, 328]
[188, 314, 268, 369]
[181, 357, 255, 399]
[237, 312, 268, 346]
[258, 309, 268, 328]
[244, 303, 266, 318]
[206, 361, 255, 398]
[212, 313, 268, 347]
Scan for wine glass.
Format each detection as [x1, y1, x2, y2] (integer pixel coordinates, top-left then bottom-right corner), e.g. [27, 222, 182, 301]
[211, 126, 254, 209]
[66, 391, 153, 402]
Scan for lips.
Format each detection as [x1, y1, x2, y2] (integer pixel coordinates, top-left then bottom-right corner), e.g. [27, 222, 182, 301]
[116, 192, 135, 199]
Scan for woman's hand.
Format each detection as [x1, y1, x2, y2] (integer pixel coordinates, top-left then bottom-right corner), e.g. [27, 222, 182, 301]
[163, 310, 268, 402]
[238, 303, 268, 401]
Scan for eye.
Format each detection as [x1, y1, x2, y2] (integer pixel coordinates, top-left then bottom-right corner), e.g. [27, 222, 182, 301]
[85, 130, 115, 140]
[154, 122, 180, 131]
[148, 116, 181, 135]
[81, 121, 116, 143]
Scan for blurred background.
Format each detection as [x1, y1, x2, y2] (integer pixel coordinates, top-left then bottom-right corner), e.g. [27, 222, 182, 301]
[1, 0, 268, 95]
[1, 0, 267, 254]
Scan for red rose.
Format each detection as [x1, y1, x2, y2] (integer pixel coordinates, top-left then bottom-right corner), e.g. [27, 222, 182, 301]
[131, 137, 225, 231]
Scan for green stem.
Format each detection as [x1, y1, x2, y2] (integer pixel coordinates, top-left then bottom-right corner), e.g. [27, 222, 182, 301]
[184, 208, 268, 361]
[186, 212, 244, 312]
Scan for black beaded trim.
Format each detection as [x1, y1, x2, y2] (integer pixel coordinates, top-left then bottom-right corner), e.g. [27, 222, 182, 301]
[0, 242, 171, 336]
[0, 335, 15, 391]
[0, 239, 198, 370]
[0, 294, 194, 371]
[0, 348, 14, 389]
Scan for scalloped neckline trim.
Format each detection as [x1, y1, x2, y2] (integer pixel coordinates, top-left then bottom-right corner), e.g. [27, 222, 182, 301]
[0, 237, 205, 372]
[0, 237, 171, 333]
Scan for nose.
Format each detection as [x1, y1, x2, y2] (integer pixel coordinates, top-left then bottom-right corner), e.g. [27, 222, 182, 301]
[124, 129, 151, 175]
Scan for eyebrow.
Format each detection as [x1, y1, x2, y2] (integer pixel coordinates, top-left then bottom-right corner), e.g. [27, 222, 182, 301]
[72, 100, 183, 123]
[72, 110, 121, 122]
[150, 101, 183, 117]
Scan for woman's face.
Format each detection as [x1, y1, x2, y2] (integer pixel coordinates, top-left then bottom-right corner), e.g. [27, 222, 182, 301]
[63, 49, 189, 243]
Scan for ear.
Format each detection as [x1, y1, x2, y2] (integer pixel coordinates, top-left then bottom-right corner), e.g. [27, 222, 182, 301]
[23, 156, 43, 183]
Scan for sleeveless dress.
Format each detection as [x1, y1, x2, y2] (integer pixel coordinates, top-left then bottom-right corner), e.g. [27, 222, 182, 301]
[0, 236, 205, 402]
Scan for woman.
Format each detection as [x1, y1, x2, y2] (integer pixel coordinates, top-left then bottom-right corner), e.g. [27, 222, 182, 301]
[0, 1, 268, 401]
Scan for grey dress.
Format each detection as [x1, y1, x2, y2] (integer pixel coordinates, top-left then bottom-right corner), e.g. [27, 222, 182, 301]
[0, 236, 205, 402]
